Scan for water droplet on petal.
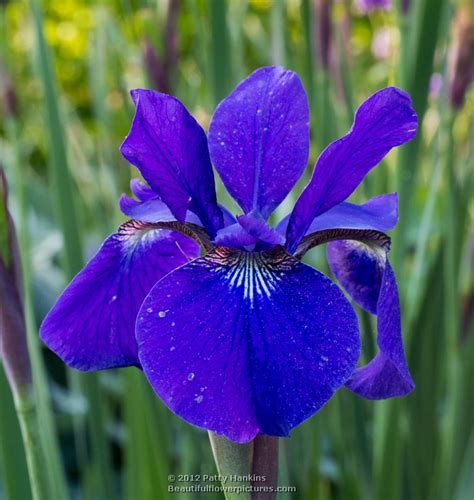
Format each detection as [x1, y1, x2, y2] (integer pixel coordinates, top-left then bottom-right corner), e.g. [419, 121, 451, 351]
[194, 395, 203, 403]
[158, 311, 166, 318]
[146, 307, 153, 313]
[187, 372, 195, 381]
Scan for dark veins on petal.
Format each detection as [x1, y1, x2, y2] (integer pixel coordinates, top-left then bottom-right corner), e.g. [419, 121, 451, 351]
[40, 220, 199, 371]
[136, 245, 360, 442]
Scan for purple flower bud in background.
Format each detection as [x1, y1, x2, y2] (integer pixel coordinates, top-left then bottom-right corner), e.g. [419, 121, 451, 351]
[314, 0, 332, 70]
[401, 0, 411, 15]
[0, 168, 32, 399]
[448, 6, 474, 110]
[142, 0, 181, 94]
[356, 0, 391, 14]
[142, 38, 163, 92]
[0, 56, 18, 120]
[429, 73, 443, 99]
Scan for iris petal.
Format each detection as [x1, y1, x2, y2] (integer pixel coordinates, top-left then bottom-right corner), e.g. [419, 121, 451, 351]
[119, 194, 180, 223]
[214, 223, 258, 249]
[277, 193, 398, 237]
[208, 66, 310, 219]
[327, 240, 386, 314]
[327, 242, 414, 399]
[130, 179, 156, 202]
[119, 194, 202, 225]
[40, 221, 199, 371]
[121, 179, 235, 228]
[136, 247, 360, 443]
[286, 87, 417, 252]
[237, 213, 284, 246]
[120, 90, 223, 236]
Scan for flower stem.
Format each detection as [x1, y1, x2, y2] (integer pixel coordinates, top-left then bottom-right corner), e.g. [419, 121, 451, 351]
[208, 432, 279, 500]
[251, 435, 279, 500]
[208, 431, 253, 499]
[14, 390, 48, 500]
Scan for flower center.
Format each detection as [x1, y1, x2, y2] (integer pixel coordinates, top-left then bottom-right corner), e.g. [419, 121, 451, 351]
[203, 246, 296, 307]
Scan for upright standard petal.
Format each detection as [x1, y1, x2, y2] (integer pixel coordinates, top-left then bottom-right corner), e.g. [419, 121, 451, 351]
[120, 90, 223, 236]
[286, 87, 417, 253]
[327, 242, 414, 399]
[137, 247, 359, 443]
[40, 221, 199, 371]
[208, 66, 310, 219]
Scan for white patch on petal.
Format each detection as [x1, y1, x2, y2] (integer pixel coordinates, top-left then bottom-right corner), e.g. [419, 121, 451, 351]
[204, 248, 296, 308]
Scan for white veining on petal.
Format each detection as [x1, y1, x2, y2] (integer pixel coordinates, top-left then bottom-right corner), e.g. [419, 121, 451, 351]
[204, 249, 295, 308]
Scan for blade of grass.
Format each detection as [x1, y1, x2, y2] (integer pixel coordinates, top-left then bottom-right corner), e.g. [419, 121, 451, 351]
[123, 369, 170, 500]
[393, 0, 449, 268]
[271, 0, 288, 67]
[2, 106, 68, 500]
[437, 108, 471, 500]
[404, 127, 443, 327]
[406, 247, 445, 500]
[454, 430, 474, 500]
[0, 366, 32, 500]
[374, 1, 450, 497]
[453, 316, 474, 500]
[29, 1, 113, 497]
[300, 0, 315, 116]
[227, 0, 247, 83]
[209, 0, 230, 105]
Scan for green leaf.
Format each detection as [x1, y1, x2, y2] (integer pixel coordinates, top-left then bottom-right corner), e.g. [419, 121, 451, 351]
[208, 432, 253, 500]
[0, 169, 11, 268]
[0, 367, 32, 500]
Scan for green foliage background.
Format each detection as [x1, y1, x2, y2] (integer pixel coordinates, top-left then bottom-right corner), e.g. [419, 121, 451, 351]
[0, 0, 473, 498]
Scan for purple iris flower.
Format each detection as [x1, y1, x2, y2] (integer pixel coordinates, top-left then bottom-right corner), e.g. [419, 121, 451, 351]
[40, 67, 417, 443]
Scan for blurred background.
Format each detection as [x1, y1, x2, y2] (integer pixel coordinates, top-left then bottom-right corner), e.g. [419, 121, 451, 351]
[0, 0, 473, 499]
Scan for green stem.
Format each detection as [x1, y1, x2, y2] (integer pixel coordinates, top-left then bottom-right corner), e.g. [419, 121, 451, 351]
[14, 391, 48, 500]
[251, 435, 279, 500]
[208, 433, 280, 500]
[209, 431, 253, 500]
